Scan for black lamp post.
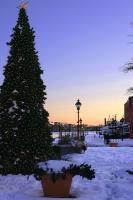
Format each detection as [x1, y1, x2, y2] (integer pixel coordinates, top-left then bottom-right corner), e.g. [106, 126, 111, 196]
[80, 118, 82, 125]
[75, 99, 82, 139]
[80, 118, 82, 137]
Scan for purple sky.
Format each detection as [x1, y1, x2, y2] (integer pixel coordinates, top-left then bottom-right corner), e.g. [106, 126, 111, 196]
[1, 0, 133, 125]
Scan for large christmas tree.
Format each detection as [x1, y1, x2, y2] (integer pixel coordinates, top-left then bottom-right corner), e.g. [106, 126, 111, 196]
[0, 5, 53, 175]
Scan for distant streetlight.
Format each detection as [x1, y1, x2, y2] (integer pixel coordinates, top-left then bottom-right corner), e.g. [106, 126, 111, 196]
[75, 99, 82, 139]
[80, 118, 82, 125]
[80, 118, 82, 137]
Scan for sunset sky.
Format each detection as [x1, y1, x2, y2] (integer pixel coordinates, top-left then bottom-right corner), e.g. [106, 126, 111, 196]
[0, 0, 133, 125]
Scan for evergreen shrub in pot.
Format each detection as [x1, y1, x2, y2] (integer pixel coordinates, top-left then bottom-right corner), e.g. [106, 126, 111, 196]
[34, 160, 95, 198]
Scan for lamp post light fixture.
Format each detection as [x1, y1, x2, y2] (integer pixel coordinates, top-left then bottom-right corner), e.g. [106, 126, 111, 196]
[75, 99, 82, 139]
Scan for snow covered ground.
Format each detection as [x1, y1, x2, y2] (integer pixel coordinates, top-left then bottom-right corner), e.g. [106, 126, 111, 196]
[0, 132, 133, 200]
[85, 132, 105, 147]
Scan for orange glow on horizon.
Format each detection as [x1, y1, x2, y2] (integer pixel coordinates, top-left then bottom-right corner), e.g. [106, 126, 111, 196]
[46, 99, 124, 126]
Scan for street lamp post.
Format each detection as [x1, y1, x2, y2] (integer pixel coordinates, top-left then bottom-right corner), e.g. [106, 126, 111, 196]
[80, 118, 82, 137]
[75, 99, 82, 139]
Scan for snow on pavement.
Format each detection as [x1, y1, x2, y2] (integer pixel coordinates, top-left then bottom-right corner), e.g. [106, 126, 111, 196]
[0, 132, 133, 200]
[65, 147, 133, 200]
[85, 132, 105, 147]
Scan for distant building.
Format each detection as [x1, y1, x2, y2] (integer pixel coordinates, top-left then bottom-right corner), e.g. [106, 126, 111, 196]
[124, 96, 133, 138]
[101, 121, 129, 137]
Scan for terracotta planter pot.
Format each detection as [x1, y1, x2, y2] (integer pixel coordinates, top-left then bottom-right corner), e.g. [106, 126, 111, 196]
[41, 174, 72, 198]
[109, 143, 118, 147]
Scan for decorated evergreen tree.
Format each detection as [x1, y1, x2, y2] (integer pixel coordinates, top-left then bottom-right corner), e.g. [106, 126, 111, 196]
[0, 4, 53, 175]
